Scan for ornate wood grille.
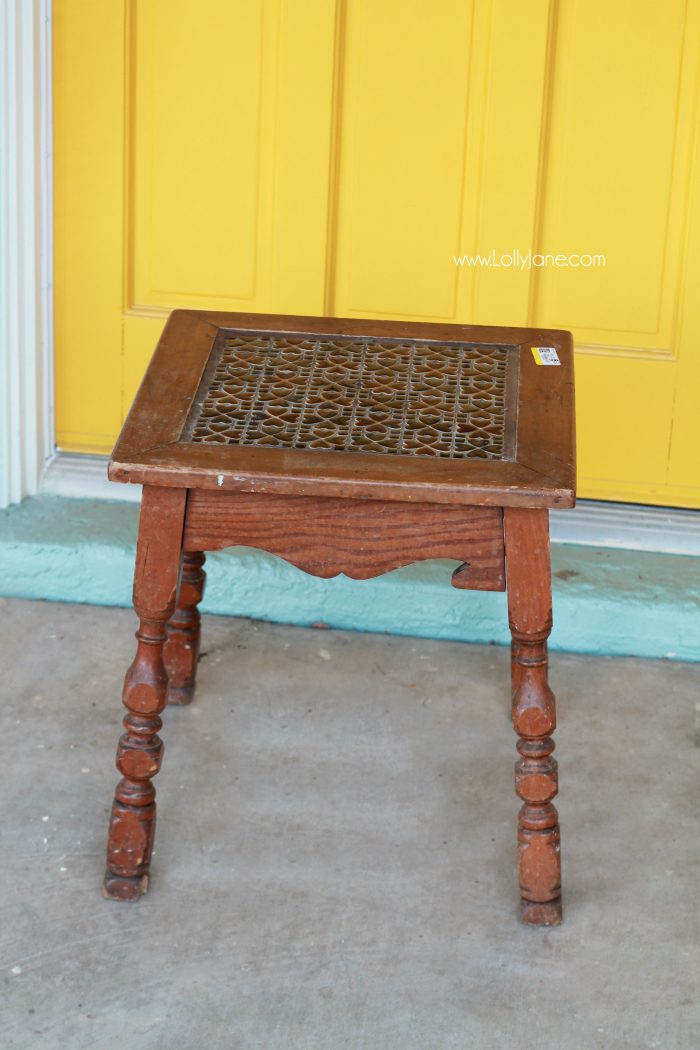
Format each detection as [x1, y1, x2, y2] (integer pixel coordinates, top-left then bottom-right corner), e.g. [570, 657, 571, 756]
[187, 331, 516, 459]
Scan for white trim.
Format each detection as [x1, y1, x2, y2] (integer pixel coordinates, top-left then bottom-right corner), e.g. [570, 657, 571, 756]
[0, 0, 54, 509]
[550, 501, 700, 556]
[41, 452, 700, 555]
[42, 452, 142, 502]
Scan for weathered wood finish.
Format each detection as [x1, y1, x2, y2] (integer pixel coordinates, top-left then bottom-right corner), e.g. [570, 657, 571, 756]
[164, 551, 206, 705]
[184, 491, 505, 591]
[104, 308, 576, 924]
[505, 507, 562, 925]
[103, 486, 187, 901]
[108, 310, 575, 509]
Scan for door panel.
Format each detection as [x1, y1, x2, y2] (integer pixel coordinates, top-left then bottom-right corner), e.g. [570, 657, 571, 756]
[54, 0, 125, 451]
[535, 0, 687, 343]
[531, 0, 700, 501]
[54, 0, 700, 506]
[331, 0, 476, 319]
[55, 0, 338, 446]
[132, 1, 266, 304]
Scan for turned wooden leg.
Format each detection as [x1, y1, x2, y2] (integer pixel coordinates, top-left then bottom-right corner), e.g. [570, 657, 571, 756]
[164, 552, 206, 705]
[505, 507, 562, 926]
[103, 486, 187, 901]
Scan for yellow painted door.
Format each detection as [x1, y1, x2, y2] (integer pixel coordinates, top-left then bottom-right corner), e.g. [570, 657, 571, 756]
[54, 0, 700, 507]
[54, 0, 339, 449]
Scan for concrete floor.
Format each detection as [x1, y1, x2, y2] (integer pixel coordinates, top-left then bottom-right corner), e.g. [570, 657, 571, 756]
[1, 597, 698, 1050]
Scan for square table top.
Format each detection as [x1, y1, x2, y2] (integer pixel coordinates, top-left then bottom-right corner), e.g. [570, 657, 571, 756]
[110, 310, 576, 508]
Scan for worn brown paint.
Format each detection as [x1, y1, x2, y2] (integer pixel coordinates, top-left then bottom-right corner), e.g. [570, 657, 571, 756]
[164, 551, 206, 705]
[505, 507, 562, 924]
[184, 491, 506, 590]
[103, 310, 575, 925]
[103, 485, 186, 902]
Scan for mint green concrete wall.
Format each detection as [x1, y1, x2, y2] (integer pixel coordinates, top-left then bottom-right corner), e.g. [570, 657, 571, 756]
[1, 495, 698, 661]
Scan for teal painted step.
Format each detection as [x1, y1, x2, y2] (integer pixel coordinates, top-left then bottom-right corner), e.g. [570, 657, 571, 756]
[1, 494, 698, 661]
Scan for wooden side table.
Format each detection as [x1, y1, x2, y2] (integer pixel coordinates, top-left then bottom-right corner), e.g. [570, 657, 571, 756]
[103, 310, 575, 925]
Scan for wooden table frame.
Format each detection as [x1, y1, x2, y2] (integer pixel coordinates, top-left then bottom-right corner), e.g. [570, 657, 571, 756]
[103, 310, 575, 926]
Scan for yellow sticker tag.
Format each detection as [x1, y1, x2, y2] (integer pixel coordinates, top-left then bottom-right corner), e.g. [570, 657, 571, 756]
[531, 347, 560, 366]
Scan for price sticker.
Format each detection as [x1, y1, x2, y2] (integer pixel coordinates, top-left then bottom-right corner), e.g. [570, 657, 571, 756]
[531, 347, 561, 366]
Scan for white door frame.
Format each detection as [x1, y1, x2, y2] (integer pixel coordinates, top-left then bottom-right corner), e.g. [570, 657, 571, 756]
[0, 0, 54, 509]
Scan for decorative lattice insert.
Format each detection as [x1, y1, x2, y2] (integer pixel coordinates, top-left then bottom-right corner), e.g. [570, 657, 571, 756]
[188, 332, 513, 459]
